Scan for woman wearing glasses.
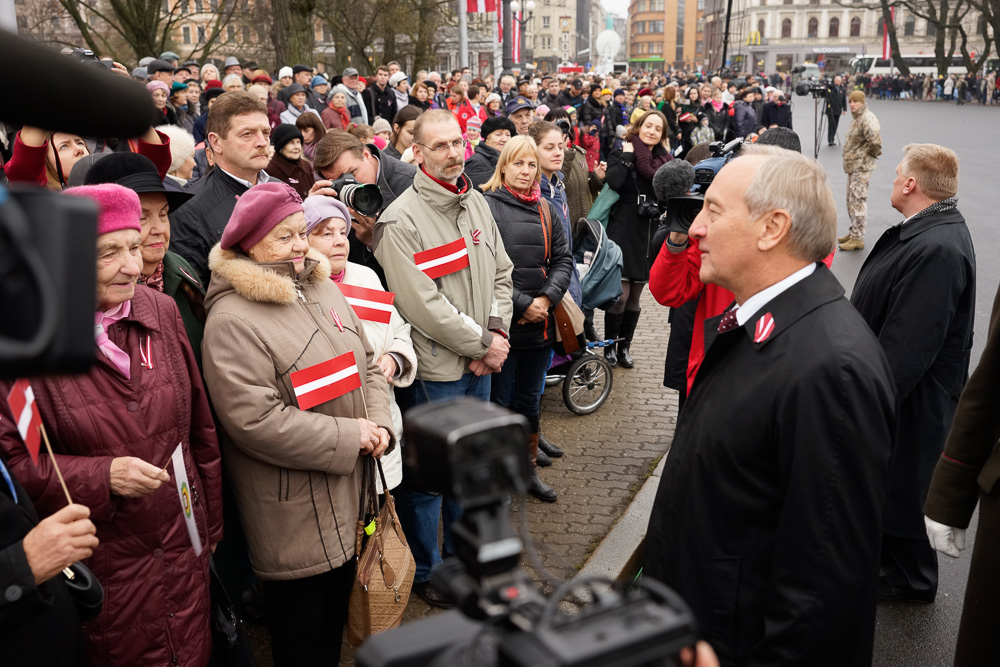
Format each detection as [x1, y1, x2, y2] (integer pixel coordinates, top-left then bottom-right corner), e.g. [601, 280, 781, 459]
[482, 135, 574, 503]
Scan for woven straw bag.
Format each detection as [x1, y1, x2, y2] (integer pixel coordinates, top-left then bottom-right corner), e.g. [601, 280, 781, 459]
[346, 458, 415, 646]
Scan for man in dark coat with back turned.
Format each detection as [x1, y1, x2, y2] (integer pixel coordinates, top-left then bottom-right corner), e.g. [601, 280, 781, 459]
[850, 143, 976, 604]
[645, 144, 896, 667]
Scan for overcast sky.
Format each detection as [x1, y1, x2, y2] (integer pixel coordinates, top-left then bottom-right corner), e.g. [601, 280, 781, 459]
[602, 0, 628, 18]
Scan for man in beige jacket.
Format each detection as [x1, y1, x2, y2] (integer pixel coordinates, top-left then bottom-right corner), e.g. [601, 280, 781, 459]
[374, 109, 513, 608]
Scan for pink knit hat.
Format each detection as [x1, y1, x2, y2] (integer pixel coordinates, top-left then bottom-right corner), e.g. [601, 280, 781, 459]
[221, 182, 304, 253]
[62, 184, 141, 236]
[146, 80, 170, 94]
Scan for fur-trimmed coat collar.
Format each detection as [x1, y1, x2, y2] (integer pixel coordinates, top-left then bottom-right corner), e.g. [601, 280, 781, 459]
[204, 243, 332, 307]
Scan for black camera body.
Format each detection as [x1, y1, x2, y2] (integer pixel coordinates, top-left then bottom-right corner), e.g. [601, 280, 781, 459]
[663, 138, 743, 235]
[331, 174, 383, 216]
[356, 398, 698, 667]
[794, 78, 832, 98]
[636, 195, 662, 221]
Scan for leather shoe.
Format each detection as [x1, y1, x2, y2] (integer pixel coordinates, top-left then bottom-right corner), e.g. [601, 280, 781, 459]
[536, 446, 552, 467]
[837, 233, 850, 244]
[877, 577, 935, 604]
[538, 434, 564, 458]
[839, 238, 865, 251]
[617, 344, 634, 369]
[414, 580, 454, 609]
[528, 468, 557, 502]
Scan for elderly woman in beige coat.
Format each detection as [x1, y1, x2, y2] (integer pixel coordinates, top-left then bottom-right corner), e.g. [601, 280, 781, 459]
[201, 182, 394, 666]
[302, 196, 417, 493]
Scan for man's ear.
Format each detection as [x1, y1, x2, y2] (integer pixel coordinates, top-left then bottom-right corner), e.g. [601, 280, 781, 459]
[206, 132, 221, 155]
[757, 209, 793, 252]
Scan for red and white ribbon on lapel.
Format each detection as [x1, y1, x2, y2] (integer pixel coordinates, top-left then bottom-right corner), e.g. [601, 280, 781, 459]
[754, 313, 775, 343]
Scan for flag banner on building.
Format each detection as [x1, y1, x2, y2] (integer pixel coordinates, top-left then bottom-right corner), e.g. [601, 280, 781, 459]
[414, 238, 470, 279]
[882, 7, 894, 60]
[290, 352, 362, 411]
[7, 379, 41, 464]
[171, 443, 204, 556]
[513, 10, 522, 62]
[468, 0, 496, 12]
[337, 284, 395, 325]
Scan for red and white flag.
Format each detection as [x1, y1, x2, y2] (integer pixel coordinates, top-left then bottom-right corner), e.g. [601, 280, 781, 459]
[754, 313, 776, 344]
[513, 10, 521, 62]
[882, 7, 894, 60]
[467, 0, 496, 12]
[290, 352, 361, 411]
[6, 379, 41, 464]
[338, 284, 396, 325]
[414, 238, 470, 280]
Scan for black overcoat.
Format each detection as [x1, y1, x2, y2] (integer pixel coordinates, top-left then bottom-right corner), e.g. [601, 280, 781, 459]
[850, 206, 976, 539]
[645, 266, 896, 667]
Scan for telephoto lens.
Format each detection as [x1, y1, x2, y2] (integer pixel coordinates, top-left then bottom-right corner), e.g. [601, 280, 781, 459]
[331, 175, 384, 216]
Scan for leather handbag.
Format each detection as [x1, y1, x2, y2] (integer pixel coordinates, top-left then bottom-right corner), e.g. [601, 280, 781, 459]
[540, 203, 586, 355]
[346, 458, 415, 646]
[62, 561, 103, 622]
[207, 556, 257, 667]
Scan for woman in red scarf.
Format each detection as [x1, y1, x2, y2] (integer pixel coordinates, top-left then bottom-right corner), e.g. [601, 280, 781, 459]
[321, 90, 352, 130]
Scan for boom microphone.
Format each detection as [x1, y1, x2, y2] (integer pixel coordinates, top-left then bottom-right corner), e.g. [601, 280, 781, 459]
[652, 160, 696, 202]
[0, 32, 155, 138]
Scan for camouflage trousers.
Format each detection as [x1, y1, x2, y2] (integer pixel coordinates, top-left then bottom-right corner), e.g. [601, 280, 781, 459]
[847, 170, 872, 240]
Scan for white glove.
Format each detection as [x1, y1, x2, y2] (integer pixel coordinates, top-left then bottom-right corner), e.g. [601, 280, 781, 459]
[924, 516, 967, 558]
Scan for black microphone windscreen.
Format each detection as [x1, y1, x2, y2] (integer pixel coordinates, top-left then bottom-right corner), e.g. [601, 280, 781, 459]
[0, 33, 155, 138]
[652, 160, 696, 201]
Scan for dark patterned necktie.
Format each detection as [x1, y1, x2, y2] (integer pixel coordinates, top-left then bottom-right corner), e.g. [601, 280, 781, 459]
[717, 308, 739, 333]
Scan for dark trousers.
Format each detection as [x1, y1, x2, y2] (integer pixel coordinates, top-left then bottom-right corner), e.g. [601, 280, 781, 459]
[880, 533, 938, 597]
[826, 112, 841, 144]
[491, 345, 553, 434]
[261, 561, 357, 666]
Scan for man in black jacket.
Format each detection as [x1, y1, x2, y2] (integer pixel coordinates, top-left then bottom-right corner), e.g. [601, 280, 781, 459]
[311, 132, 417, 288]
[761, 92, 793, 129]
[824, 75, 848, 146]
[170, 91, 272, 283]
[851, 143, 976, 604]
[645, 145, 896, 667]
[363, 65, 397, 123]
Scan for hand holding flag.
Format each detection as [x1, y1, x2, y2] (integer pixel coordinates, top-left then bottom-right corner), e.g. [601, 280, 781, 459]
[7, 379, 73, 505]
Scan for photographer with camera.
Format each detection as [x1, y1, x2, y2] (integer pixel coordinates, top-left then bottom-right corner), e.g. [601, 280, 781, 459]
[824, 76, 848, 147]
[310, 130, 417, 288]
[645, 145, 896, 667]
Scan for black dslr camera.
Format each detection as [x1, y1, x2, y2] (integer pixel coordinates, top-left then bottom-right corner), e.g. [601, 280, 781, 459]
[356, 398, 698, 667]
[331, 174, 383, 216]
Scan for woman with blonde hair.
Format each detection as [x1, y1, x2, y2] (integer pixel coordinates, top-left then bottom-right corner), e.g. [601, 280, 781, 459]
[199, 63, 220, 86]
[481, 136, 574, 503]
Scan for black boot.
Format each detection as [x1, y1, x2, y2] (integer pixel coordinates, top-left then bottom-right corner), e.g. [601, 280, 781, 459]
[604, 312, 622, 368]
[527, 434, 557, 502]
[584, 309, 599, 342]
[536, 446, 552, 467]
[617, 309, 641, 369]
[538, 433, 564, 458]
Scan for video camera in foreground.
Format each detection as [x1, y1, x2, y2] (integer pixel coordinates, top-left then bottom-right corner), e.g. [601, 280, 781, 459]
[356, 398, 698, 667]
[660, 138, 743, 235]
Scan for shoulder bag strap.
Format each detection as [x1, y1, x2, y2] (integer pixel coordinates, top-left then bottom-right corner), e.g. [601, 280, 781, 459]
[539, 201, 552, 265]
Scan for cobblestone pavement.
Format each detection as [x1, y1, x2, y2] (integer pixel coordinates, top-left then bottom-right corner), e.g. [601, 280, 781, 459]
[246, 290, 680, 666]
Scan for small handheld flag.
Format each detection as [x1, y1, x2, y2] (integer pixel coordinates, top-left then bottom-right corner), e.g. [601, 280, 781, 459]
[7, 379, 41, 464]
[171, 443, 204, 556]
[290, 352, 362, 410]
[414, 238, 470, 279]
[338, 284, 395, 325]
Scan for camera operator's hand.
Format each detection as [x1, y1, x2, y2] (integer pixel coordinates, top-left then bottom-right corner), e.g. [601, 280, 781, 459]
[110, 456, 169, 497]
[352, 212, 377, 247]
[680, 641, 720, 667]
[308, 179, 339, 199]
[110, 62, 130, 79]
[22, 504, 99, 585]
[669, 232, 690, 246]
[481, 335, 510, 372]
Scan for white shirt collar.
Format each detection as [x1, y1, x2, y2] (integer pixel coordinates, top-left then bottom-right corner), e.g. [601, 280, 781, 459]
[219, 167, 270, 189]
[735, 263, 816, 326]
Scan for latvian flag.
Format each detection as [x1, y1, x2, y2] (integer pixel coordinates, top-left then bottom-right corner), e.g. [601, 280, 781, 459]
[6, 379, 41, 464]
[467, 0, 496, 11]
[338, 284, 395, 325]
[290, 352, 362, 411]
[414, 238, 470, 280]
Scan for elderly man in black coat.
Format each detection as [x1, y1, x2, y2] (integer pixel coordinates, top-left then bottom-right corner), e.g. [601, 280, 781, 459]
[645, 144, 896, 667]
[850, 143, 976, 604]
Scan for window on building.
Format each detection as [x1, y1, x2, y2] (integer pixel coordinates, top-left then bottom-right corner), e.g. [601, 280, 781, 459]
[697, 0, 704, 9]
[783, 0, 791, 5]
[781, 17, 791, 37]
[226, 24, 235, 40]
[194, 0, 202, 10]
[243, 25, 252, 42]
[903, 15, 915, 35]
[695, 40, 703, 53]
[636, 21, 646, 33]
[182, 25, 191, 43]
[828, 16, 838, 36]
[876, 16, 884, 34]
[542, 15, 549, 27]
[649, 19, 664, 32]
[650, 0, 664, 10]
[198, 25, 205, 41]
[758, 17, 765, 36]
[807, 17, 817, 37]
[926, 19, 936, 36]
[209, 0, 217, 10]
[850, 16, 860, 35]
[696, 18, 705, 31]
[51, 15, 60, 28]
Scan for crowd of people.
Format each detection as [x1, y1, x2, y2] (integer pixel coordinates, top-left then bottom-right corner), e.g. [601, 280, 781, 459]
[0, 47, 994, 667]
[854, 70, 1000, 104]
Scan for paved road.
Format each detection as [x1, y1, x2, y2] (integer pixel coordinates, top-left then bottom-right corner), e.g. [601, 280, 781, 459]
[802, 95, 996, 667]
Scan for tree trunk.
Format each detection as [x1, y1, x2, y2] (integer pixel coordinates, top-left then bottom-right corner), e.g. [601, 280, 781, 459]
[271, 0, 318, 66]
[880, 0, 910, 75]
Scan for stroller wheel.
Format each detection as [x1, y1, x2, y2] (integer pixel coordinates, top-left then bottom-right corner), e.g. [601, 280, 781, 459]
[563, 355, 614, 415]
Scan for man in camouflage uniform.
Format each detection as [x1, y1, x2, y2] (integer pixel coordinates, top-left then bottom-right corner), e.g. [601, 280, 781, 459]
[839, 90, 882, 251]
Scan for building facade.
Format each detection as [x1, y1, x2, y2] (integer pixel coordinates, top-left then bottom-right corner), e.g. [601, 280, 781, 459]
[627, 0, 705, 71]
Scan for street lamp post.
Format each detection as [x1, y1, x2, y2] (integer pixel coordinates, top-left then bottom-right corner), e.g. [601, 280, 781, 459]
[502, 0, 513, 72]
[510, 0, 535, 71]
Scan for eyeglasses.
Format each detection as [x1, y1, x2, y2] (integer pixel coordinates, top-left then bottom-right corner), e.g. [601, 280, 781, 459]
[418, 139, 469, 154]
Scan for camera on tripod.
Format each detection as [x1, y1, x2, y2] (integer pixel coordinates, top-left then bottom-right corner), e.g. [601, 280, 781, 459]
[794, 74, 833, 98]
[356, 398, 698, 667]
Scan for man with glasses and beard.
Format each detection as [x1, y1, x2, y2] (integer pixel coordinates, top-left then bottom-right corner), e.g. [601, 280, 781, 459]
[373, 110, 514, 609]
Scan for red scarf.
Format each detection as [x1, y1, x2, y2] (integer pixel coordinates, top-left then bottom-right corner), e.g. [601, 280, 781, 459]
[140, 261, 165, 292]
[503, 183, 541, 204]
[327, 102, 350, 129]
[420, 166, 468, 194]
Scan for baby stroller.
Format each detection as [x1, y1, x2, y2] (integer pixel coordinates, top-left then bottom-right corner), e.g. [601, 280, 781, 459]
[544, 218, 624, 415]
